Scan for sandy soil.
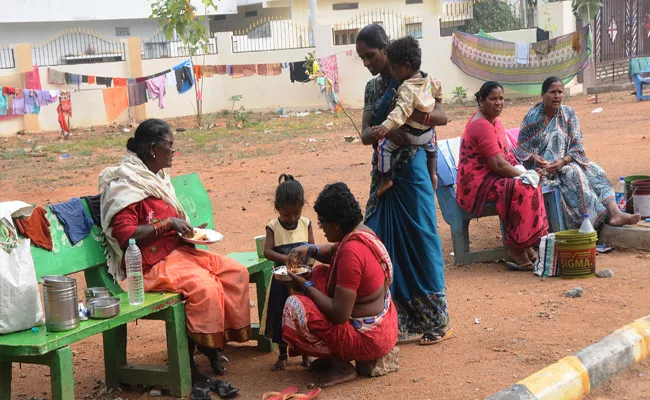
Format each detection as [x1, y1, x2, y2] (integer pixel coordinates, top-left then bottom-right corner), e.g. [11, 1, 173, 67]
[3, 91, 650, 400]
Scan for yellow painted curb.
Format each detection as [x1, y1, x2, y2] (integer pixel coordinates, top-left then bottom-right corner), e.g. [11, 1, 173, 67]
[615, 318, 650, 362]
[518, 356, 589, 400]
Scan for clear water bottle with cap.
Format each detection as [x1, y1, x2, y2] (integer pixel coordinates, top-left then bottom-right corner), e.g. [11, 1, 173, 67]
[579, 214, 595, 234]
[615, 176, 626, 211]
[125, 238, 145, 305]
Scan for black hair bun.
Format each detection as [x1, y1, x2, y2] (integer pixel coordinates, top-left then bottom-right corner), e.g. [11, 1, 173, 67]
[126, 137, 137, 152]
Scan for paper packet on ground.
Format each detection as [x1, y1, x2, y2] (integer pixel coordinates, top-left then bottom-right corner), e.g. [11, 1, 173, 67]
[534, 233, 559, 277]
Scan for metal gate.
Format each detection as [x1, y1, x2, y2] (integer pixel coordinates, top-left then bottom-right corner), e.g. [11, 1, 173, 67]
[594, 0, 650, 83]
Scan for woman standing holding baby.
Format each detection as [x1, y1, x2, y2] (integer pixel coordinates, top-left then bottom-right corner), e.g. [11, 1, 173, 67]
[357, 24, 453, 345]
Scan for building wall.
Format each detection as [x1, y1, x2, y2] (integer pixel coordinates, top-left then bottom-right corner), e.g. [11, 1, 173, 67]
[0, 0, 238, 23]
[0, 20, 160, 47]
[0, 0, 580, 136]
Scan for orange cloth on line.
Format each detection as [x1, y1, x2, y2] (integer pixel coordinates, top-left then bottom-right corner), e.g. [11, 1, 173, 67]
[144, 246, 252, 348]
[203, 65, 218, 78]
[88, 76, 96, 84]
[215, 65, 227, 75]
[231, 64, 257, 79]
[193, 65, 203, 80]
[113, 78, 127, 87]
[15, 207, 53, 251]
[102, 86, 129, 123]
[269, 63, 282, 76]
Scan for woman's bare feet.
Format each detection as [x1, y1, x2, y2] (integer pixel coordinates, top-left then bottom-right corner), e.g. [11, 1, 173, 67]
[271, 355, 288, 371]
[377, 176, 394, 197]
[308, 358, 332, 372]
[309, 358, 357, 388]
[609, 211, 641, 227]
[508, 248, 531, 266]
[526, 247, 538, 264]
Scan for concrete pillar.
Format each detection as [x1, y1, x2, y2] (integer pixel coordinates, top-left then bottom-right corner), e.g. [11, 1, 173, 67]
[126, 37, 147, 121]
[307, 0, 318, 44]
[14, 43, 40, 132]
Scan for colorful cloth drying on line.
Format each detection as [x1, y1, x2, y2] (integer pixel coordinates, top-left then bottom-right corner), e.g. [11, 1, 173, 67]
[318, 55, 340, 92]
[450, 25, 591, 88]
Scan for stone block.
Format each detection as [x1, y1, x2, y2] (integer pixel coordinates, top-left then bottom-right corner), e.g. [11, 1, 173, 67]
[356, 346, 399, 377]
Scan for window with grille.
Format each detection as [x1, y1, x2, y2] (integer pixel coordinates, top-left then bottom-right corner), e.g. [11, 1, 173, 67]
[115, 27, 130, 36]
[333, 28, 359, 45]
[406, 22, 423, 39]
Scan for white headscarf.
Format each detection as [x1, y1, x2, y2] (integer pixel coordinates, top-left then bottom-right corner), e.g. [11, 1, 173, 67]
[99, 152, 188, 281]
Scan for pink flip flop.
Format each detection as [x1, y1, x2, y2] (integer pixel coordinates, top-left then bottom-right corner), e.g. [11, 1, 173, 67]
[262, 386, 299, 400]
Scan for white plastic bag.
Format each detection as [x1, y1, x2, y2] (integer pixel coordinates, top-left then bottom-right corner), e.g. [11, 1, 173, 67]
[534, 233, 559, 277]
[0, 202, 44, 334]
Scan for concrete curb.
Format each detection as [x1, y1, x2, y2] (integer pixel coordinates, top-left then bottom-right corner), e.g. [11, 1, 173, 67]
[487, 314, 650, 400]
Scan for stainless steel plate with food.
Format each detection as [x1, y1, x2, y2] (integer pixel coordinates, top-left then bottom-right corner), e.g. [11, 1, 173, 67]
[179, 228, 224, 244]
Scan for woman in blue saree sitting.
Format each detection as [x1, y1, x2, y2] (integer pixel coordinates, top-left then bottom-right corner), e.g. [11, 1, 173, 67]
[356, 24, 453, 345]
[517, 76, 640, 229]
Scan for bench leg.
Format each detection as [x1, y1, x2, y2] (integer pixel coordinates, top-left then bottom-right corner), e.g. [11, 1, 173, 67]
[254, 266, 273, 352]
[49, 346, 75, 400]
[164, 302, 191, 397]
[0, 356, 11, 400]
[103, 324, 127, 391]
[449, 220, 471, 265]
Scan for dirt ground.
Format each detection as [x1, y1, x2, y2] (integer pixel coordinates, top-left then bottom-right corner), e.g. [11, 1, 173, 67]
[3, 91, 650, 400]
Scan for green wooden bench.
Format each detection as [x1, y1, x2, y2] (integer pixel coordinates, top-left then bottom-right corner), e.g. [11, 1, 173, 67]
[0, 173, 273, 400]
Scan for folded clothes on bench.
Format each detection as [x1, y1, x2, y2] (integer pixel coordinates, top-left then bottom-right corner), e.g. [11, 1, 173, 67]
[50, 198, 94, 245]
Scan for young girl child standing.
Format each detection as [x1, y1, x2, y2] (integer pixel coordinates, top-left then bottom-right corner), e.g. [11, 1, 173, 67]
[262, 174, 314, 371]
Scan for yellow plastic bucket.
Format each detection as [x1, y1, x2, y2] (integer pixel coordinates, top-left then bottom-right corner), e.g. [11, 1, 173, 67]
[556, 230, 597, 279]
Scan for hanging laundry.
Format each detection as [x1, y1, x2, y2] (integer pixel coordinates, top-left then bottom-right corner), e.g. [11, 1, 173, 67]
[25, 65, 42, 90]
[2, 87, 16, 96]
[38, 90, 58, 107]
[105, 77, 113, 88]
[318, 55, 340, 92]
[102, 86, 129, 122]
[231, 64, 257, 79]
[57, 91, 72, 135]
[531, 40, 550, 55]
[256, 64, 269, 76]
[49, 198, 94, 246]
[136, 77, 147, 83]
[127, 78, 136, 86]
[269, 63, 282, 76]
[96, 77, 106, 86]
[289, 61, 310, 83]
[82, 75, 89, 84]
[173, 60, 194, 94]
[281, 62, 290, 70]
[48, 69, 65, 85]
[65, 73, 81, 86]
[572, 31, 581, 52]
[216, 65, 227, 75]
[113, 78, 127, 87]
[146, 75, 166, 109]
[12, 94, 25, 115]
[0, 72, 25, 90]
[165, 70, 177, 89]
[81, 195, 101, 226]
[226, 65, 233, 76]
[128, 82, 148, 106]
[14, 206, 53, 251]
[88, 76, 96, 85]
[515, 43, 530, 64]
[193, 65, 203, 80]
[23, 89, 40, 114]
[0, 91, 7, 116]
[203, 65, 220, 77]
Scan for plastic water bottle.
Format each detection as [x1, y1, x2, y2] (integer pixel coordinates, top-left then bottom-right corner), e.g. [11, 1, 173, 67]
[615, 176, 626, 211]
[125, 238, 145, 305]
[579, 214, 595, 234]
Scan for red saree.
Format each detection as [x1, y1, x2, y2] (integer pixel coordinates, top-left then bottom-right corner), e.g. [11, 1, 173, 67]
[282, 230, 398, 362]
[456, 113, 548, 248]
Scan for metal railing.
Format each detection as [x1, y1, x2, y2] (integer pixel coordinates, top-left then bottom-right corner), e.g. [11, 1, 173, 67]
[0, 46, 15, 69]
[332, 9, 423, 46]
[439, 0, 537, 37]
[32, 28, 126, 66]
[232, 17, 314, 53]
[141, 29, 218, 59]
